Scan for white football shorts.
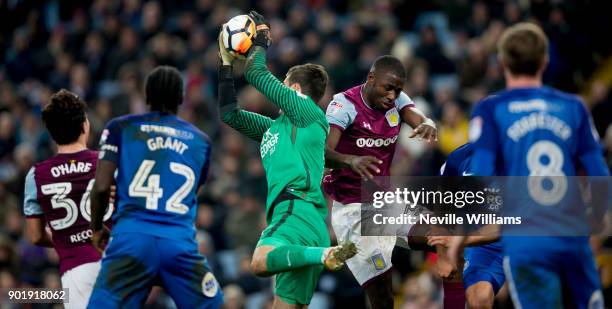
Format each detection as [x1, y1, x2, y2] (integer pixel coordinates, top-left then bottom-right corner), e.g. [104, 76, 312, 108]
[61, 261, 101, 309]
[331, 201, 416, 285]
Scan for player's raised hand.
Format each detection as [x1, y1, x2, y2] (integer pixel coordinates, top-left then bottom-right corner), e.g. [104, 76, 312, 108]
[434, 253, 457, 280]
[348, 155, 382, 181]
[91, 225, 111, 255]
[249, 10, 272, 48]
[249, 10, 269, 32]
[218, 29, 236, 65]
[109, 185, 116, 206]
[427, 235, 451, 247]
[446, 235, 466, 267]
[409, 118, 437, 143]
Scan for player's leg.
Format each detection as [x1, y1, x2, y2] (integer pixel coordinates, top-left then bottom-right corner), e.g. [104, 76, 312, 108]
[400, 220, 470, 308]
[61, 261, 101, 309]
[87, 233, 159, 308]
[256, 200, 337, 306]
[561, 239, 603, 309]
[503, 252, 562, 308]
[273, 260, 324, 307]
[252, 200, 355, 276]
[463, 246, 505, 309]
[465, 282, 494, 309]
[251, 243, 328, 276]
[362, 270, 393, 309]
[435, 242, 465, 309]
[331, 201, 396, 309]
[157, 237, 223, 309]
[271, 295, 308, 309]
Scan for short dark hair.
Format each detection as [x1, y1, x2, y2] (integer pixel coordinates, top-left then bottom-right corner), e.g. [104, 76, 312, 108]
[371, 55, 406, 79]
[145, 66, 184, 113]
[498, 22, 548, 76]
[42, 89, 87, 145]
[286, 63, 329, 103]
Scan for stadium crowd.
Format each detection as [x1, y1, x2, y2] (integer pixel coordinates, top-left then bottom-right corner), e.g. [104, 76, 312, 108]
[0, 0, 611, 308]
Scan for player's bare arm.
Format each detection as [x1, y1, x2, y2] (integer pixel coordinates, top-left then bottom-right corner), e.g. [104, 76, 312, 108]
[428, 224, 501, 248]
[89, 159, 115, 254]
[325, 126, 382, 180]
[400, 106, 437, 142]
[25, 217, 53, 247]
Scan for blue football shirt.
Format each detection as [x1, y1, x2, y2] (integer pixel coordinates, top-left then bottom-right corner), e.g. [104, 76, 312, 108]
[99, 112, 212, 240]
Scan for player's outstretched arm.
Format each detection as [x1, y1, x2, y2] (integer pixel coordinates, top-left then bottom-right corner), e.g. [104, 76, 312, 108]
[218, 66, 273, 141]
[325, 126, 382, 180]
[25, 218, 53, 247]
[243, 12, 323, 128]
[90, 160, 114, 253]
[218, 29, 272, 141]
[469, 102, 497, 176]
[400, 105, 437, 142]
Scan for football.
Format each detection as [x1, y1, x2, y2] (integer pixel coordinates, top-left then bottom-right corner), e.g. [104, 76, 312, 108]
[221, 14, 256, 56]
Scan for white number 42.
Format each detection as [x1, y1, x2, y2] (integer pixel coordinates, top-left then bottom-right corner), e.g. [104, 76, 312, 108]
[128, 160, 195, 214]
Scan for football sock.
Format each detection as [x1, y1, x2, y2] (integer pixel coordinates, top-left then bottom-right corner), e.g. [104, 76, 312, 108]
[265, 245, 326, 273]
[443, 281, 466, 309]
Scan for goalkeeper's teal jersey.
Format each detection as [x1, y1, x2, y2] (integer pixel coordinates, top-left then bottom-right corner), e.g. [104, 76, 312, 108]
[222, 47, 329, 220]
[259, 110, 328, 217]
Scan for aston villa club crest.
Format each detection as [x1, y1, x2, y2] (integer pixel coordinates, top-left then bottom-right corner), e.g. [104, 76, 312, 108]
[371, 253, 387, 271]
[385, 109, 400, 127]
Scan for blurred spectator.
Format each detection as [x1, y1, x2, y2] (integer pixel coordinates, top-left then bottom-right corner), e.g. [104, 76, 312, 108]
[437, 101, 468, 156]
[104, 26, 140, 79]
[415, 25, 455, 75]
[224, 193, 265, 250]
[223, 284, 247, 309]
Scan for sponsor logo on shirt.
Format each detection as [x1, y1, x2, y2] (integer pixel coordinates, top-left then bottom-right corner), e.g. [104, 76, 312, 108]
[356, 136, 398, 148]
[260, 130, 280, 158]
[201, 272, 219, 298]
[329, 101, 343, 114]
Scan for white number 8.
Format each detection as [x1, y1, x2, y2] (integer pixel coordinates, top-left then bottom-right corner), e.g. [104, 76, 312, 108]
[526, 140, 567, 206]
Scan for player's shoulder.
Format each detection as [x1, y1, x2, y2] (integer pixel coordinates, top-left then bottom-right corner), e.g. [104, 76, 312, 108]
[105, 113, 147, 131]
[448, 143, 473, 161]
[328, 92, 357, 112]
[395, 91, 415, 110]
[442, 144, 475, 176]
[32, 149, 98, 175]
[479, 86, 582, 106]
[174, 116, 211, 144]
[541, 86, 582, 103]
[474, 91, 505, 110]
[75, 149, 100, 162]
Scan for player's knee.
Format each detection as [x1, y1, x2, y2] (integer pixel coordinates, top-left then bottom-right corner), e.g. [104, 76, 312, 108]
[250, 252, 268, 276]
[466, 284, 494, 309]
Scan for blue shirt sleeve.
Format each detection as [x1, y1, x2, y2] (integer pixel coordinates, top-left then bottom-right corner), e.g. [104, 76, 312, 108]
[469, 100, 498, 176]
[198, 142, 212, 187]
[23, 167, 43, 217]
[440, 156, 458, 176]
[575, 103, 609, 176]
[99, 119, 122, 164]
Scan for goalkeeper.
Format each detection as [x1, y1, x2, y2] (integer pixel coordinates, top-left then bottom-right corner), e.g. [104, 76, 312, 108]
[218, 11, 357, 308]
